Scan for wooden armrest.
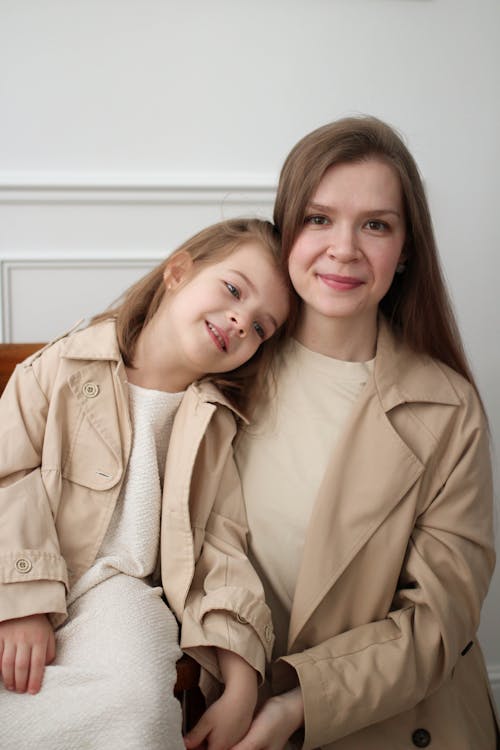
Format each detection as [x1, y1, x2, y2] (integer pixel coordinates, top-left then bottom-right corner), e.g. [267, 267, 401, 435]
[174, 654, 205, 733]
[174, 653, 200, 695]
[0, 342, 45, 394]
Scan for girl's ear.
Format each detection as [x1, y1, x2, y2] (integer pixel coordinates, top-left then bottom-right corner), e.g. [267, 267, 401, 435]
[163, 251, 193, 291]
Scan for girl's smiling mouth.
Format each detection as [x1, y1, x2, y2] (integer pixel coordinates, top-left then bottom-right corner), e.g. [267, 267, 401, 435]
[206, 321, 228, 351]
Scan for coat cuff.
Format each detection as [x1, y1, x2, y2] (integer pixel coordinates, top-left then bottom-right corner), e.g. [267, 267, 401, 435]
[275, 651, 329, 750]
[0, 578, 67, 624]
[0, 549, 68, 586]
[180, 586, 275, 683]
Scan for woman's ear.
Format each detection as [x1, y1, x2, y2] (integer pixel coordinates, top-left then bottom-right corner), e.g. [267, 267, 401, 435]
[163, 251, 193, 291]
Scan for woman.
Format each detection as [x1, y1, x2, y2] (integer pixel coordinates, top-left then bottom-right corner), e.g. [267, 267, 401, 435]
[233, 117, 498, 749]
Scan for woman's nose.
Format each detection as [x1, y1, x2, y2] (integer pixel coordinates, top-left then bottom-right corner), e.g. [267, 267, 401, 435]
[326, 226, 359, 261]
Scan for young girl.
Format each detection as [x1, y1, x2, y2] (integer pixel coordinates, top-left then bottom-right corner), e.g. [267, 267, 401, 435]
[218, 118, 498, 749]
[0, 218, 290, 750]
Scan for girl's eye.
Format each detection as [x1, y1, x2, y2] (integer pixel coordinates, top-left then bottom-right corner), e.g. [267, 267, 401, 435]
[304, 214, 329, 226]
[225, 282, 240, 299]
[253, 322, 265, 340]
[366, 219, 389, 232]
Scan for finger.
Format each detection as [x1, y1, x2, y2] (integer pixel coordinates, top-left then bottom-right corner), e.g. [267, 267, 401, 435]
[14, 642, 31, 693]
[230, 734, 258, 750]
[184, 715, 212, 748]
[46, 629, 56, 665]
[27, 641, 47, 694]
[1, 641, 16, 691]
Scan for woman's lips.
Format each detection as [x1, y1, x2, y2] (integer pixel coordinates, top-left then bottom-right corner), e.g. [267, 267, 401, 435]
[317, 273, 364, 291]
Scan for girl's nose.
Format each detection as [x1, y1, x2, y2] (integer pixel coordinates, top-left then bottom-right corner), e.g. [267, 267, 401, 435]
[230, 314, 247, 337]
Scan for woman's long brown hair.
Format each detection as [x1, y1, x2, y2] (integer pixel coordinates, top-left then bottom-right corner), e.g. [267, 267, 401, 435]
[273, 116, 479, 394]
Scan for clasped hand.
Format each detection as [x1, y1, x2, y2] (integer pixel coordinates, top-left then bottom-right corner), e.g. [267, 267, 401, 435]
[185, 686, 304, 750]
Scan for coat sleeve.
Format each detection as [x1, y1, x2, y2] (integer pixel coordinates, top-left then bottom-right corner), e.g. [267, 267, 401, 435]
[274, 387, 495, 749]
[0, 356, 68, 624]
[179, 407, 274, 683]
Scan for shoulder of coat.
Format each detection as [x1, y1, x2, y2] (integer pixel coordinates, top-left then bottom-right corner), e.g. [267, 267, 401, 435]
[376, 321, 465, 409]
[187, 380, 248, 423]
[23, 318, 86, 369]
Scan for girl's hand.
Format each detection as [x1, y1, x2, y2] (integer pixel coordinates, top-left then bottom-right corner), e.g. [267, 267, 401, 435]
[230, 688, 304, 750]
[184, 648, 258, 750]
[184, 689, 255, 750]
[0, 613, 56, 694]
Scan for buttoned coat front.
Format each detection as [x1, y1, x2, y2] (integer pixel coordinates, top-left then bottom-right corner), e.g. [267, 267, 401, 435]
[0, 320, 273, 680]
[264, 322, 498, 749]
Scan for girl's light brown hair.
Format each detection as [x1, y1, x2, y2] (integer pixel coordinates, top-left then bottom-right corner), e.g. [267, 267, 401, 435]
[274, 115, 478, 390]
[91, 218, 290, 415]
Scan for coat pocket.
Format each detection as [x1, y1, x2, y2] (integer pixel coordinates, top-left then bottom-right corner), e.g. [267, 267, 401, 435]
[62, 409, 123, 490]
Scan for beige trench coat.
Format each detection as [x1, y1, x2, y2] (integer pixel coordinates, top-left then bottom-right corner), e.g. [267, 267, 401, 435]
[0, 320, 273, 680]
[266, 321, 498, 749]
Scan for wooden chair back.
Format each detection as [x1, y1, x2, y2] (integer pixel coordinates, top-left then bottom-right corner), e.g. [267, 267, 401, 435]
[0, 343, 44, 394]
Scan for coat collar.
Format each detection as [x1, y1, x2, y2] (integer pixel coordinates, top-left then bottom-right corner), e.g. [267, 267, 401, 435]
[287, 319, 461, 649]
[61, 318, 122, 362]
[373, 317, 461, 411]
[60, 318, 246, 420]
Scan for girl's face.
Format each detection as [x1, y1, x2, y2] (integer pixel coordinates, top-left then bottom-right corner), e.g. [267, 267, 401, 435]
[158, 241, 289, 384]
[288, 158, 406, 347]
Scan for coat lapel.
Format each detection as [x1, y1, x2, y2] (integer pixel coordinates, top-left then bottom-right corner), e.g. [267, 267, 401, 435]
[66, 360, 127, 467]
[288, 379, 424, 648]
[288, 320, 461, 650]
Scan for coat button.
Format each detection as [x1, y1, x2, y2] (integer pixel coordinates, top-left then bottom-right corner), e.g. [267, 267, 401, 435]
[15, 558, 32, 574]
[82, 382, 99, 398]
[412, 728, 431, 747]
[264, 624, 273, 642]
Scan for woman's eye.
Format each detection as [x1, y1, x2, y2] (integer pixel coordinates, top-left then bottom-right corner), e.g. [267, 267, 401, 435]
[304, 215, 329, 226]
[225, 282, 240, 299]
[366, 219, 388, 232]
[253, 322, 265, 340]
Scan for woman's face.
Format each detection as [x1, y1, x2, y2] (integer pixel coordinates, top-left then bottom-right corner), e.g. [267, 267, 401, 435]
[288, 158, 406, 342]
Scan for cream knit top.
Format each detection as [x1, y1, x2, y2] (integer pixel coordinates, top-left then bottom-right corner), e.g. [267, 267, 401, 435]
[235, 339, 373, 658]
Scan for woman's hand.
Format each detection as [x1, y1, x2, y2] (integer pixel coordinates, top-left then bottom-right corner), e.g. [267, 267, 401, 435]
[184, 648, 258, 750]
[230, 688, 304, 750]
[0, 613, 56, 694]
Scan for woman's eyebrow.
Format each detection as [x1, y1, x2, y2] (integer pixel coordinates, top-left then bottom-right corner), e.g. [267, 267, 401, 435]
[307, 202, 331, 213]
[307, 201, 401, 218]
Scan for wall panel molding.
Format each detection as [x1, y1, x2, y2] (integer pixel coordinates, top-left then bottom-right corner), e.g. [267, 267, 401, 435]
[0, 175, 276, 341]
[1, 257, 159, 342]
[0, 173, 277, 204]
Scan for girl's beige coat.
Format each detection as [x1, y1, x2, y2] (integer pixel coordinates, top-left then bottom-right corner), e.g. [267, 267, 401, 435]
[269, 320, 498, 748]
[0, 320, 273, 680]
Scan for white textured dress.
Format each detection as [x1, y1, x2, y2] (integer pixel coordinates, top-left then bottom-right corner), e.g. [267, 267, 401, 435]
[2, 383, 185, 750]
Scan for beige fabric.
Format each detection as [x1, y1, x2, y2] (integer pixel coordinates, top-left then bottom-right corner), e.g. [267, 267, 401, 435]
[0, 319, 273, 683]
[68, 382, 183, 604]
[0, 575, 184, 750]
[236, 339, 373, 658]
[236, 319, 498, 749]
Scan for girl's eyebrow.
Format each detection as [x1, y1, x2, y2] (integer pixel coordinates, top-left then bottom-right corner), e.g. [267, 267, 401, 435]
[228, 269, 279, 330]
[228, 269, 256, 293]
[307, 201, 401, 218]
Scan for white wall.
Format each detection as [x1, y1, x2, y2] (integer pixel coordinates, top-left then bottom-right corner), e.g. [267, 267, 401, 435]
[1, 0, 499, 704]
